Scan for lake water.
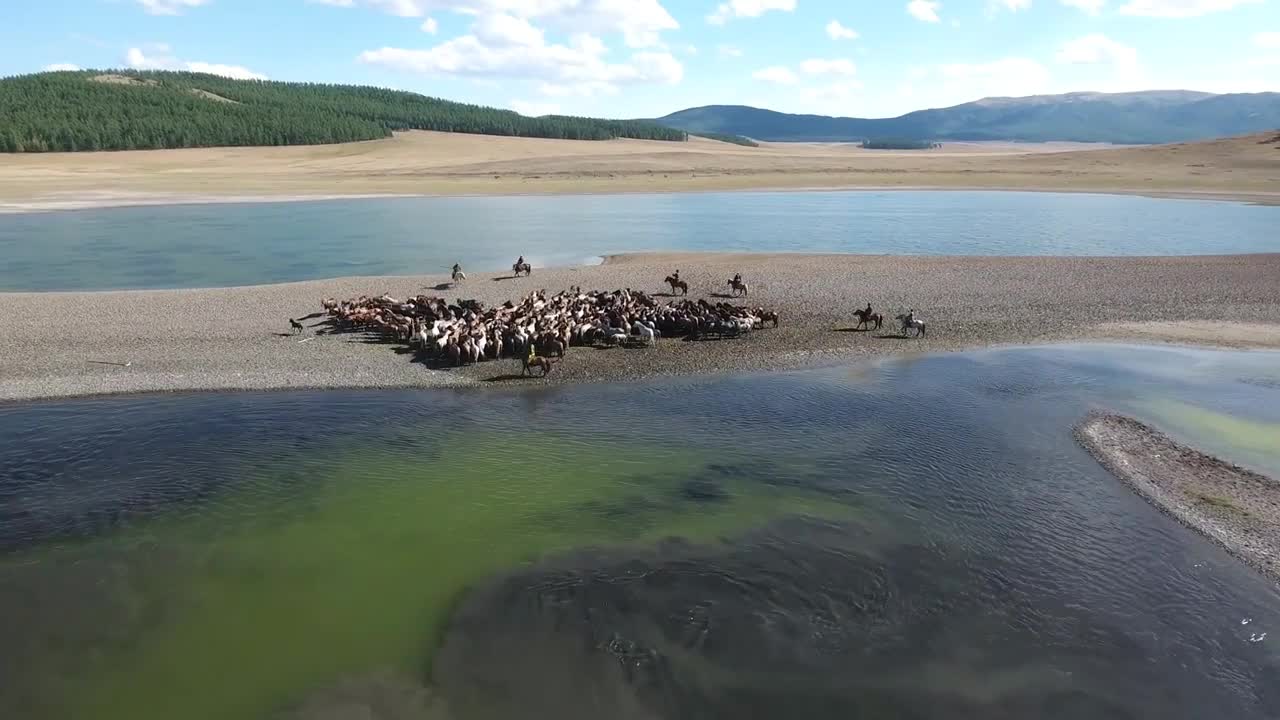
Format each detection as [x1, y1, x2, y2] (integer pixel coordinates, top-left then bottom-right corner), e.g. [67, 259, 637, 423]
[3, 344, 1280, 720]
[1, 190, 1277, 291]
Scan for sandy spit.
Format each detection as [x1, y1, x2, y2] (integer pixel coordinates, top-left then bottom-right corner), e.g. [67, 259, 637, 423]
[1075, 412, 1280, 584]
[3, 252, 1280, 402]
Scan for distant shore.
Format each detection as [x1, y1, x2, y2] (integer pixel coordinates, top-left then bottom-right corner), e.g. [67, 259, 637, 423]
[1076, 412, 1280, 584]
[2, 251, 1279, 402]
[2, 185, 1279, 216]
[1, 130, 1277, 213]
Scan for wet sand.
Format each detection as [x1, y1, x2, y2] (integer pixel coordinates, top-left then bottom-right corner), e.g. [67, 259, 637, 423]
[1, 130, 1278, 212]
[1075, 413, 1280, 584]
[3, 252, 1279, 401]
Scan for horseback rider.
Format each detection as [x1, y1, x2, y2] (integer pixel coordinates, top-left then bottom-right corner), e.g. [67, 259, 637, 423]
[672, 269, 680, 282]
[452, 263, 462, 276]
[516, 255, 525, 268]
[732, 273, 742, 285]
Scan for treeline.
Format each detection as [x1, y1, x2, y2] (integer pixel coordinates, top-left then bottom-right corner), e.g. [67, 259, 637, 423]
[0, 70, 688, 153]
[859, 138, 939, 150]
[692, 132, 758, 147]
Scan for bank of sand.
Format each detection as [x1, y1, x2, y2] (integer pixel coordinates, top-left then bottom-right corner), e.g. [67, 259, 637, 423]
[1, 130, 1278, 212]
[3, 252, 1279, 401]
[1076, 413, 1280, 584]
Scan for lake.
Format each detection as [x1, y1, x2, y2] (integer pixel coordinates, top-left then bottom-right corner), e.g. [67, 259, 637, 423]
[3, 344, 1280, 720]
[1, 190, 1277, 291]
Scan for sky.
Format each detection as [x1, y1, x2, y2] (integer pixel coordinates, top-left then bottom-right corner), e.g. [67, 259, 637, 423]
[4, 0, 1278, 119]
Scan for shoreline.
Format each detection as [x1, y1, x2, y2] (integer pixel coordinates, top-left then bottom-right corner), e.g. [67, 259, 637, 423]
[2, 184, 1279, 216]
[2, 251, 1279, 402]
[1075, 412, 1280, 584]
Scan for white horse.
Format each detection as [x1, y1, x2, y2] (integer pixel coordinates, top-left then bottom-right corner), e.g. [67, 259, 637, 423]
[451, 267, 467, 283]
[895, 311, 926, 337]
[632, 321, 659, 347]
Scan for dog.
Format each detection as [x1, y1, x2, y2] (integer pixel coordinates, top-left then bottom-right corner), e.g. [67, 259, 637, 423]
[522, 354, 558, 377]
[289, 318, 305, 334]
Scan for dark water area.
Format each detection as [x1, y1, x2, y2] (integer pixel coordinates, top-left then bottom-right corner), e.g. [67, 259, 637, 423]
[2, 190, 1278, 291]
[2, 345, 1280, 719]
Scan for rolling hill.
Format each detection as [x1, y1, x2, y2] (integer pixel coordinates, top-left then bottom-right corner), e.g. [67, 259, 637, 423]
[658, 91, 1280, 144]
[0, 70, 687, 153]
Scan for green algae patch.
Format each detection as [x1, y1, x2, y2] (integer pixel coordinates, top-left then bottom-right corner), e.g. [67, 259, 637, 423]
[1139, 399, 1280, 476]
[6, 430, 859, 720]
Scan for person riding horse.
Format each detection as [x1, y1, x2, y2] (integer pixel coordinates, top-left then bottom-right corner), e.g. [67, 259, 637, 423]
[516, 255, 525, 268]
[732, 273, 742, 285]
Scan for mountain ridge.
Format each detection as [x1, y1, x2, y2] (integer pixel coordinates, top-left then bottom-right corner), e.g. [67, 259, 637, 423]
[657, 91, 1280, 144]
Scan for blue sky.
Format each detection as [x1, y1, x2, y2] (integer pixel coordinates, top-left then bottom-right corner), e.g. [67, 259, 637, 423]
[5, 0, 1278, 118]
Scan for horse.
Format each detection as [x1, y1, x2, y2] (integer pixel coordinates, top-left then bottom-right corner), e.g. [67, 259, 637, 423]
[728, 278, 748, 297]
[895, 311, 926, 337]
[513, 261, 532, 277]
[451, 267, 467, 283]
[289, 318, 305, 334]
[522, 354, 557, 377]
[853, 308, 883, 331]
[664, 275, 689, 296]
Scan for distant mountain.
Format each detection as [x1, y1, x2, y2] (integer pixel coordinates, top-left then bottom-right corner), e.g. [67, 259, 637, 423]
[657, 91, 1280, 144]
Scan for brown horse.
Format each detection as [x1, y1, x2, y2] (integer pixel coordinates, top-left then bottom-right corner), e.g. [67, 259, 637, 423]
[664, 275, 689, 295]
[728, 278, 748, 297]
[522, 355, 557, 377]
[854, 308, 883, 330]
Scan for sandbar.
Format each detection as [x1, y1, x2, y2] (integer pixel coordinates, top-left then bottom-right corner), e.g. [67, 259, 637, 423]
[2, 252, 1279, 401]
[1076, 412, 1280, 584]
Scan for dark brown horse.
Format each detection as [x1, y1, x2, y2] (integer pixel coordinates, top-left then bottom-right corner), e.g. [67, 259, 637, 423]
[522, 355, 557, 377]
[853, 307, 883, 330]
[664, 275, 689, 295]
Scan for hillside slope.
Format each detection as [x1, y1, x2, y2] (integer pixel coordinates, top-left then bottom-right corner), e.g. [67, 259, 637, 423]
[0, 70, 686, 152]
[660, 91, 1280, 144]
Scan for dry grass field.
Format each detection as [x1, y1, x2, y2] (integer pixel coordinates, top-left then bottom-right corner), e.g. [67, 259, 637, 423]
[1, 130, 1277, 211]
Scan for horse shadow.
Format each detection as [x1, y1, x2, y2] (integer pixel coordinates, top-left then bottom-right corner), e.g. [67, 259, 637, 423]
[652, 291, 677, 298]
[425, 283, 454, 291]
[491, 275, 520, 282]
[482, 373, 541, 382]
[875, 333, 915, 340]
[833, 326, 876, 333]
[708, 292, 738, 299]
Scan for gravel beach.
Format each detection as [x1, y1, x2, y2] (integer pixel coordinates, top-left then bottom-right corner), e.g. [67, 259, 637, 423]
[1075, 412, 1280, 584]
[3, 251, 1279, 401]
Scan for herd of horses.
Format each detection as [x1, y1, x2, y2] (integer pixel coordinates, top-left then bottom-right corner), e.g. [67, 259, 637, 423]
[309, 284, 782, 377]
[295, 261, 928, 379]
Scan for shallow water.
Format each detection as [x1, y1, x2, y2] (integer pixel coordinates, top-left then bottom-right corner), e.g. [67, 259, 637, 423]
[2, 344, 1280, 720]
[2, 190, 1278, 291]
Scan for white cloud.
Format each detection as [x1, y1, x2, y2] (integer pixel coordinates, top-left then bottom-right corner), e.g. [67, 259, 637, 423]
[708, 0, 797, 25]
[318, 0, 678, 49]
[717, 44, 744, 58]
[800, 58, 857, 76]
[310, 0, 427, 16]
[421, 17, 438, 33]
[510, 99, 561, 116]
[43, 63, 82, 72]
[136, 0, 210, 15]
[1060, 0, 1106, 13]
[1255, 31, 1280, 49]
[1118, 0, 1261, 18]
[825, 20, 859, 40]
[358, 16, 682, 97]
[752, 65, 799, 84]
[937, 57, 1051, 100]
[681, 44, 699, 55]
[125, 46, 268, 80]
[907, 0, 942, 22]
[1056, 33, 1143, 89]
[1056, 33, 1137, 65]
[996, 0, 1032, 10]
